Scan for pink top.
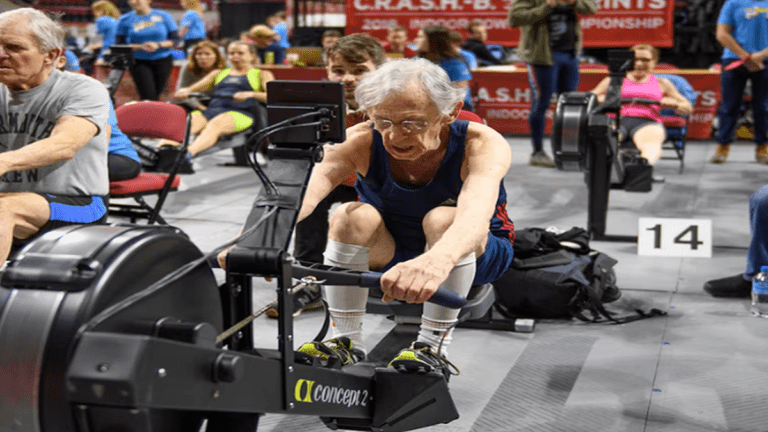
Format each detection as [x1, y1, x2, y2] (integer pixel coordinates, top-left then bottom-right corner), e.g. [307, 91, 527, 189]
[620, 74, 663, 122]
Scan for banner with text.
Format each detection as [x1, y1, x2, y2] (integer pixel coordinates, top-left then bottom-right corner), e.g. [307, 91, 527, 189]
[473, 69, 720, 139]
[345, 0, 675, 47]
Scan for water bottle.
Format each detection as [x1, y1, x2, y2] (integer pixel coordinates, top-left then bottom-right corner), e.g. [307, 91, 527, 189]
[751, 266, 768, 317]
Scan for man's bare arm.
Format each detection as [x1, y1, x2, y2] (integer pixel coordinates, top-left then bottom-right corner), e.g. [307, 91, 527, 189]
[428, 123, 512, 268]
[0, 115, 98, 176]
[297, 122, 372, 221]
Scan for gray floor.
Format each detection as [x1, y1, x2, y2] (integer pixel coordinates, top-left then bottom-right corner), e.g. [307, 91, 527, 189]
[112, 137, 768, 432]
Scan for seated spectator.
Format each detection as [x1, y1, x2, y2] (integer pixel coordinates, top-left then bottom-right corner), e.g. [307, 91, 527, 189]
[167, 41, 275, 172]
[416, 25, 474, 111]
[0, 9, 111, 261]
[176, 40, 226, 111]
[590, 44, 692, 166]
[704, 184, 768, 297]
[462, 20, 503, 66]
[250, 24, 284, 65]
[321, 29, 343, 64]
[267, 10, 290, 49]
[449, 30, 478, 69]
[56, 53, 141, 182]
[383, 25, 416, 58]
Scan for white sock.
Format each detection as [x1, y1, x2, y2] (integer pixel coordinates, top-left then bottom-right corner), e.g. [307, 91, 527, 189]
[417, 252, 476, 357]
[323, 240, 370, 354]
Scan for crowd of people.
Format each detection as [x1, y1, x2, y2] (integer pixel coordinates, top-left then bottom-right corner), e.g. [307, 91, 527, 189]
[2, 0, 767, 385]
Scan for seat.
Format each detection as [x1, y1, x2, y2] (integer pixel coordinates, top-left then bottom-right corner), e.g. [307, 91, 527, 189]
[656, 74, 698, 172]
[109, 101, 191, 224]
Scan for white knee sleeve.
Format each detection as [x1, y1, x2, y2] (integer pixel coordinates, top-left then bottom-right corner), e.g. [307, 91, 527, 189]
[418, 252, 476, 357]
[323, 240, 370, 352]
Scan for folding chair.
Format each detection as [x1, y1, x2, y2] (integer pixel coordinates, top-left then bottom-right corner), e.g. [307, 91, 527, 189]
[656, 74, 698, 172]
[108, 101, 191, 224]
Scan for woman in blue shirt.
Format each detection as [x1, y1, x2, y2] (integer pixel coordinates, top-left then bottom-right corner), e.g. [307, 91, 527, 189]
[116, 0, 179, 101]
[89, 0, 120, 65]
[179, 0, 207, 55]
[416, 25, 474, 111]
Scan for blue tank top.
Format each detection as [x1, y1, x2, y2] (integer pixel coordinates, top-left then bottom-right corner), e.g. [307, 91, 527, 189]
[356, 120, 514, 252]
[206, 72, 256, 118]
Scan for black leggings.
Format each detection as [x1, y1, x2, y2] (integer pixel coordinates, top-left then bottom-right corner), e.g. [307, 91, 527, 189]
[129, 56, 174, 101]
[108, 154, 142, 182]
[293, 185, 359, 263]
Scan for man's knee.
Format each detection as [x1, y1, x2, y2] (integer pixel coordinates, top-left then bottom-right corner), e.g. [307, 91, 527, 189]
[422, 206, 456, 244]
[0, 193, 50, 239]
[328, 202, 383, 243]
[752, 184, 768, 211]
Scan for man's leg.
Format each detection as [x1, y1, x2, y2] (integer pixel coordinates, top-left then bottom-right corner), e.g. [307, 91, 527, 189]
[415, 206, 478, 357]
[750, 68, 768, 163]
[0, 193, 51, 262]
[704, 183, 768, 297]
[320, 202, 394, 358]
[746, 183, 768, 277]
[712, 64, 749, 163]
[294, 185, 358, 264]
[526, 63, 555, 167]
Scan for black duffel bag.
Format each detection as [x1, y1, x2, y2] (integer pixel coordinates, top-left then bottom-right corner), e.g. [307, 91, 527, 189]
[493, 227, 665, 323]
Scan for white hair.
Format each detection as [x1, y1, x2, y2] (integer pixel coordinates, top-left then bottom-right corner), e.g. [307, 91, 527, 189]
[0, 8, 64, 53]
[354, 58, 466, 115]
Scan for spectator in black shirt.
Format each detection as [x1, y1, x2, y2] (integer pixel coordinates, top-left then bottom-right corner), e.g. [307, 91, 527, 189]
[462, 21, 502, 66]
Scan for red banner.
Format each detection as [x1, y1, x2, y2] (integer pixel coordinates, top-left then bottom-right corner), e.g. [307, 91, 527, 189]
[344, 0, 675, 48]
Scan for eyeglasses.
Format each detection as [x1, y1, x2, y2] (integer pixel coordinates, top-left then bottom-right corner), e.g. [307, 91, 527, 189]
[372, 116, 437, 133]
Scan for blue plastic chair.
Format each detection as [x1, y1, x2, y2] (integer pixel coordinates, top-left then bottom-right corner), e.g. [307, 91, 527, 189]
[657, 74, 698, 172]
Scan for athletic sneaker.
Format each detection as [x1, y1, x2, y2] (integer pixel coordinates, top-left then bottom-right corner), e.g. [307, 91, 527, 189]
[529, 151, 555, 168]
[389, 342, 460, 379]
[265, 283, 323, 318]
[296, 337, 365, 366]
[709, 144, 729, 164]
[756, 144, 768, 164]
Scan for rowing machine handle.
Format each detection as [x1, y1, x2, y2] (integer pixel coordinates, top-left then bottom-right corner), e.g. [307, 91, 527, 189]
[359, 272, 468, 309]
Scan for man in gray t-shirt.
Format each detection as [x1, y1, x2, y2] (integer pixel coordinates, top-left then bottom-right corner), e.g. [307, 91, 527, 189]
[0, 8, 110, 262]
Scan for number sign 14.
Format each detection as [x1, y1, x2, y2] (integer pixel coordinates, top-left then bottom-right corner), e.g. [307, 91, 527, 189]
[637, 218, 712, 258]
